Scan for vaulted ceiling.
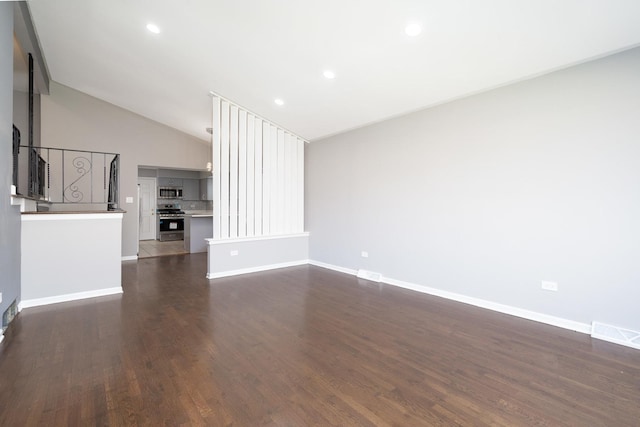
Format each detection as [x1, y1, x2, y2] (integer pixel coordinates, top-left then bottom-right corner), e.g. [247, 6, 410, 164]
[27, 0, 640, 142]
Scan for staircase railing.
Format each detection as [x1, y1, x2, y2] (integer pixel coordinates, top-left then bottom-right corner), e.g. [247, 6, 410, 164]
[14, 145, 120, 210]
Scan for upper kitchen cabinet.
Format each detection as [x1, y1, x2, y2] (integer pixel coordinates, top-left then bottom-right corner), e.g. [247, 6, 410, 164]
[158, 177, 183, 187]
[200, 177, 213, 200]
[182, 179, 199, 201]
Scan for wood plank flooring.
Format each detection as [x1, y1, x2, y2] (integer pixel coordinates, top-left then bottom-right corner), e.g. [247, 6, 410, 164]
[1, 254, 639, 426]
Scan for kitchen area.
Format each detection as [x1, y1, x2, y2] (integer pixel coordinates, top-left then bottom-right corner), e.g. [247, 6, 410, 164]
[138, 168, 213, 258]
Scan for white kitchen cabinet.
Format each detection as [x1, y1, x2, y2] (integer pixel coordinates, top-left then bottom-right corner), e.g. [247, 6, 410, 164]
[182, 179, 199, 200]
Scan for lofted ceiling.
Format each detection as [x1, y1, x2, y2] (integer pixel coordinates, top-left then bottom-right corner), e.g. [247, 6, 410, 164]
[27, 0, 640, 142]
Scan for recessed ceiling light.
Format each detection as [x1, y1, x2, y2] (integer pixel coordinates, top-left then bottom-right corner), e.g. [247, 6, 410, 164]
[274, 98, 284, 106]
[405, 22, 422, 37]
[146, 23, 161, 34]
[323, 70, 336, 79]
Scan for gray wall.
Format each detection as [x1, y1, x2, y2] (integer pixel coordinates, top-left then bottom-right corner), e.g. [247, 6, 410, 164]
[40, 82, 211, 258]
[0, 3, 21, 321]
[306, 47, 640, 332]
[21, 214, 122, 302]
[207, 235, 309, 279]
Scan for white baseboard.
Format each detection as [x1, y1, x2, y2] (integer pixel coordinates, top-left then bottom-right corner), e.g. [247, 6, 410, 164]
[19, 287, 123, 310]
[383, 276, 591, 334]
[121, 255, 138, 261]
[207, 260, 309, 279]
[309, 259, 591, 335]
[308, 260, 357, 276]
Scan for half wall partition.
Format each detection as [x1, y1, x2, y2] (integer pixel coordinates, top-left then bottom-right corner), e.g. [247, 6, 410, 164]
[207, 94, 308, 278]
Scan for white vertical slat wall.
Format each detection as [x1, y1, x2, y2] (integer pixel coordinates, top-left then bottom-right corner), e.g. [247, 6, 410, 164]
[254, 120, 263, 235]
[212, 98, 221, 239]
[219, 102, 230, 238]
[210, 95, 305, 240]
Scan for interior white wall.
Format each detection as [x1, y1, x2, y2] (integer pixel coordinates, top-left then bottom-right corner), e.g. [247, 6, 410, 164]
[306, 47, 640, 332]
[40, 82, 211, 258]
[0, 2, 21, 320]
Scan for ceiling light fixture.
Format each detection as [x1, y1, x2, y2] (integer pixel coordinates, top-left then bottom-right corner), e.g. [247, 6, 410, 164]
[405, 22, 422, 37]
[274, 98, 284, 106]
[146, 23, 161, 34]
[323, 70, 336, 79]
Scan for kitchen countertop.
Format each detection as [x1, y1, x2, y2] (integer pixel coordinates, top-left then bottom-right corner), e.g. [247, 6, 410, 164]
[22, 209, 126, 215]
[183, 210, 213, 217]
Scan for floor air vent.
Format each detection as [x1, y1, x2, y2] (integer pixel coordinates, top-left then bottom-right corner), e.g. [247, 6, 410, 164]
[591, 321, 640, 350]
[2, 299, 18, 330]
[356, 269, 383, 282]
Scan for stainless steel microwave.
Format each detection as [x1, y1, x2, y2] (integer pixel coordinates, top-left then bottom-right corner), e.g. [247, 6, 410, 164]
[158, 187, 183, 199]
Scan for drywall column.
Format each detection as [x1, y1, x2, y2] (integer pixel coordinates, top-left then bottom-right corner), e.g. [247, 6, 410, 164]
[0, 3, 21, 335]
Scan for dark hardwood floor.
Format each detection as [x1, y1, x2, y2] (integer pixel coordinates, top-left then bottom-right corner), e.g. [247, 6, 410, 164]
[1, 254, 639, 426]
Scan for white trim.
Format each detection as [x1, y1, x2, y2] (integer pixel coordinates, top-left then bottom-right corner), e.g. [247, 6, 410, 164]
[206, 260, 309, 279]
[383, 277, 591, 334]
[18, 287, 123, 310]
[308, 260, 591, 335]
[21, 213, 123, 221]
[122, 255, 138, 261]
[308, 260, 358, 276]
[206, 232, 309, 245]
[0, 332, 3, 344]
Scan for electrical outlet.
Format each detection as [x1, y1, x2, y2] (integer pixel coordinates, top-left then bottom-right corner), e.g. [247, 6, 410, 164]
[126, 196, 134, 204]
[230, 250, 239, 256]
[541, 281, 558, 291]
[361, 251, 369, 258]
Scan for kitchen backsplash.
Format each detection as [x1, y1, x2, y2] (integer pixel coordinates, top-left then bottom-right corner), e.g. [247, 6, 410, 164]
[183, 200, 212, 211]
[159, 199, 212, 211]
